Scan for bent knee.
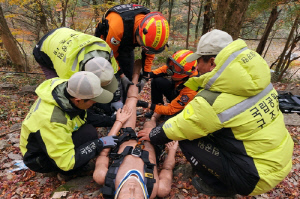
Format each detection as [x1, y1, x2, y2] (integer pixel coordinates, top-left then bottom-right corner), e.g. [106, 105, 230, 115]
[157, 185, 171, 198]
[93, 169, 106, 185]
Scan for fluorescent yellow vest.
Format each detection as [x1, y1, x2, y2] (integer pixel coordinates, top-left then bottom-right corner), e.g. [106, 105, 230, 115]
[20, 78, 86, 171]
[163, 40, 293, 195]
[41, 27, 118, 78]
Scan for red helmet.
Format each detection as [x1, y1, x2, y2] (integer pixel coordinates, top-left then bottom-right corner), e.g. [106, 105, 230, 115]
[137, 12, 169, 54]
[166, 50, 197, 79]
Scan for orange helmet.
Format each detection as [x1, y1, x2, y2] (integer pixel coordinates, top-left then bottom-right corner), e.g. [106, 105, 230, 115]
[166, 50, 197, 79]
[137, 12, 169, 54]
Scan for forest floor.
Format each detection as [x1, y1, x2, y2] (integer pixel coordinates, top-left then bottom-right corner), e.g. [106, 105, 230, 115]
[0, 63, 299, 199]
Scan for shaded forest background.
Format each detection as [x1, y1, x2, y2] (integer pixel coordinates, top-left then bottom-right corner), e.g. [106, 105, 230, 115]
[0, 0, 300, 82]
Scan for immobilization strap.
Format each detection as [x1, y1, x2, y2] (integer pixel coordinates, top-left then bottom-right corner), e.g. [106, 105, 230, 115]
[102, 141, 156, 198]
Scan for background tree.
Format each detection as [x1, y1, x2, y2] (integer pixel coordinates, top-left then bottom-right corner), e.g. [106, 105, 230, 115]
[256, 6, 281, 55]
[274, 14, 300, 81]
[186, 0, 192, 48]
[202, 0, 212, 35]
[194, 0, 204, 40]
[0, 5, 27, 72]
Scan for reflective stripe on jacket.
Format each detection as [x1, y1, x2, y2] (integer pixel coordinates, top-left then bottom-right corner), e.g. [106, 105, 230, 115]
[162, 39, 294, 195]
[41, 27, 118, 78]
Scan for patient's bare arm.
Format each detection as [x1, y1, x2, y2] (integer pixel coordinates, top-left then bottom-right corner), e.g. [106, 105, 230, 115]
[93, 60, 142, 185]
[157, 141, 178, 197]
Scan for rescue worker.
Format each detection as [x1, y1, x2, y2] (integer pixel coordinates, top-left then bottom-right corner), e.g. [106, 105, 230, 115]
[95, 4, 169, 102]
[93, 61, 178, 199]
[20, 71, 132, 176]
[138, 29, 294, 197]
[136, 50, 198, 119]
[33, 27, 120, 127]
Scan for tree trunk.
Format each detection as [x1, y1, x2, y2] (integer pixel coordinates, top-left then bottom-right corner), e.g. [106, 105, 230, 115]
[256, 6, 280, 55]
[202, 0, 212, 35]
[0, 5, 27, 72]
[158, 0, 162, 12]
[215, 0, 230, 30]
[275, 15, 300, 81]
[61, 0, 69, 27]
[217, 0, 250, 39]
[186, 0, 192, 49]
[168, 0, 174, 27]
[194, 0, 203, 40]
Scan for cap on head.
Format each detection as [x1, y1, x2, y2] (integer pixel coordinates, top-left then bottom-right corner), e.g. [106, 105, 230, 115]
[67, 71, 113, 104]
[138, 12, 169, 54]
[84, 57, 118, 93]
[186, 29, 233, 62]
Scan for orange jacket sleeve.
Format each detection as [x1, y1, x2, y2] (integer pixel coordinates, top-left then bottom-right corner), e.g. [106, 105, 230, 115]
[152, 65, 168, 75]
[154, 87, 197, 115]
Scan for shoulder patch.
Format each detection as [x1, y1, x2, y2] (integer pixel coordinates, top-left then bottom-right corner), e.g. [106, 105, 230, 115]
[50, 106, 67, 125]
[110, 37, 120, 45]
[180, 95, 189, 103]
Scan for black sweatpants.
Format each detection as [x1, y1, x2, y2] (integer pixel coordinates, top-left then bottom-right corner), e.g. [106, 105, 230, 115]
[179, 137, 256, 195]
[26, 124, 98, 175]
[151, 77, 177, 104]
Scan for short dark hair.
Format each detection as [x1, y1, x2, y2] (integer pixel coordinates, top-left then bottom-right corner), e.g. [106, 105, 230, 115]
[201, 55, 217, 63]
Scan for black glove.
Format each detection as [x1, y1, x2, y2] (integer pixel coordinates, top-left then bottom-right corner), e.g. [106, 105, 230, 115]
[121, 75, 134, 92]
[136, 77, 148, 93]
[137, 100, 149, 108]
[99, 136, 118, 148]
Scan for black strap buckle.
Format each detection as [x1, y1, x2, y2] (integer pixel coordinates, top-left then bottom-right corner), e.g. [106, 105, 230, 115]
[131, 146, 142, 157]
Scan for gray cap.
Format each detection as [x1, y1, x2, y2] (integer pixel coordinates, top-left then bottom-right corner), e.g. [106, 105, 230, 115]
[67, 71, 113, 103]
[186, 29, 233, 62]
[84, 57, 118, 93]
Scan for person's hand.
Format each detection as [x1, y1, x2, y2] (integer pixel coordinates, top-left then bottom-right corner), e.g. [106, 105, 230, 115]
[116, 104, 132, 124]
[137, 128, 152, 141]
[121, 75, 134, 92]
[99, 136, 118, 148]
[136, 100, 149, 108]
[136, 77, 148, 93]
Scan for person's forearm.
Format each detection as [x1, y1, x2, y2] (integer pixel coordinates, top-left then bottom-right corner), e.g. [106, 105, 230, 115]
[108, 121, 123, 136]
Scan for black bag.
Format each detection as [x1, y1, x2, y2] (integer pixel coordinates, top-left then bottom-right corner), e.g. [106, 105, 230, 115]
[278, 91, 300, 114]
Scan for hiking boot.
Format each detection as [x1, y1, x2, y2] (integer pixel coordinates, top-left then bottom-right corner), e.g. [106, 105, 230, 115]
[144, 111, 154, 118]
[192, 177, 236, 197]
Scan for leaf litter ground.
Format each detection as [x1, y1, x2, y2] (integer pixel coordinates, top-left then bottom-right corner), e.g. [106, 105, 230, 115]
[0, 66, 299, 199]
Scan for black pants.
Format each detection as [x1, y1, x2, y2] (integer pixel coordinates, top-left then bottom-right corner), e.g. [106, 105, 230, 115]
[151, 77, 177, 104]
[179, 137, 255, 195]
[26, 124, 98, 175]
[117, 49, 147, 103]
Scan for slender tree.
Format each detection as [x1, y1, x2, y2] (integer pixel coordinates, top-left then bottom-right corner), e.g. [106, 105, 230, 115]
[202, 0, 212, 35]
[194, 0, 204, 40]
[186, 0, 192, 48]
[256, 6, 281, 55]
[0, 5, 27, 72]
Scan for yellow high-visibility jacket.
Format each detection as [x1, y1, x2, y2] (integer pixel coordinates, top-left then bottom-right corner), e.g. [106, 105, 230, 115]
[20, 78, 104, 171]
[162, 39, 294, 195]
[41, 27, 118, 78]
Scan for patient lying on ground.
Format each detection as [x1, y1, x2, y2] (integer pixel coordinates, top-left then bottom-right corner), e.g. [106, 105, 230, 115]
[93, 60, 178, 199]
